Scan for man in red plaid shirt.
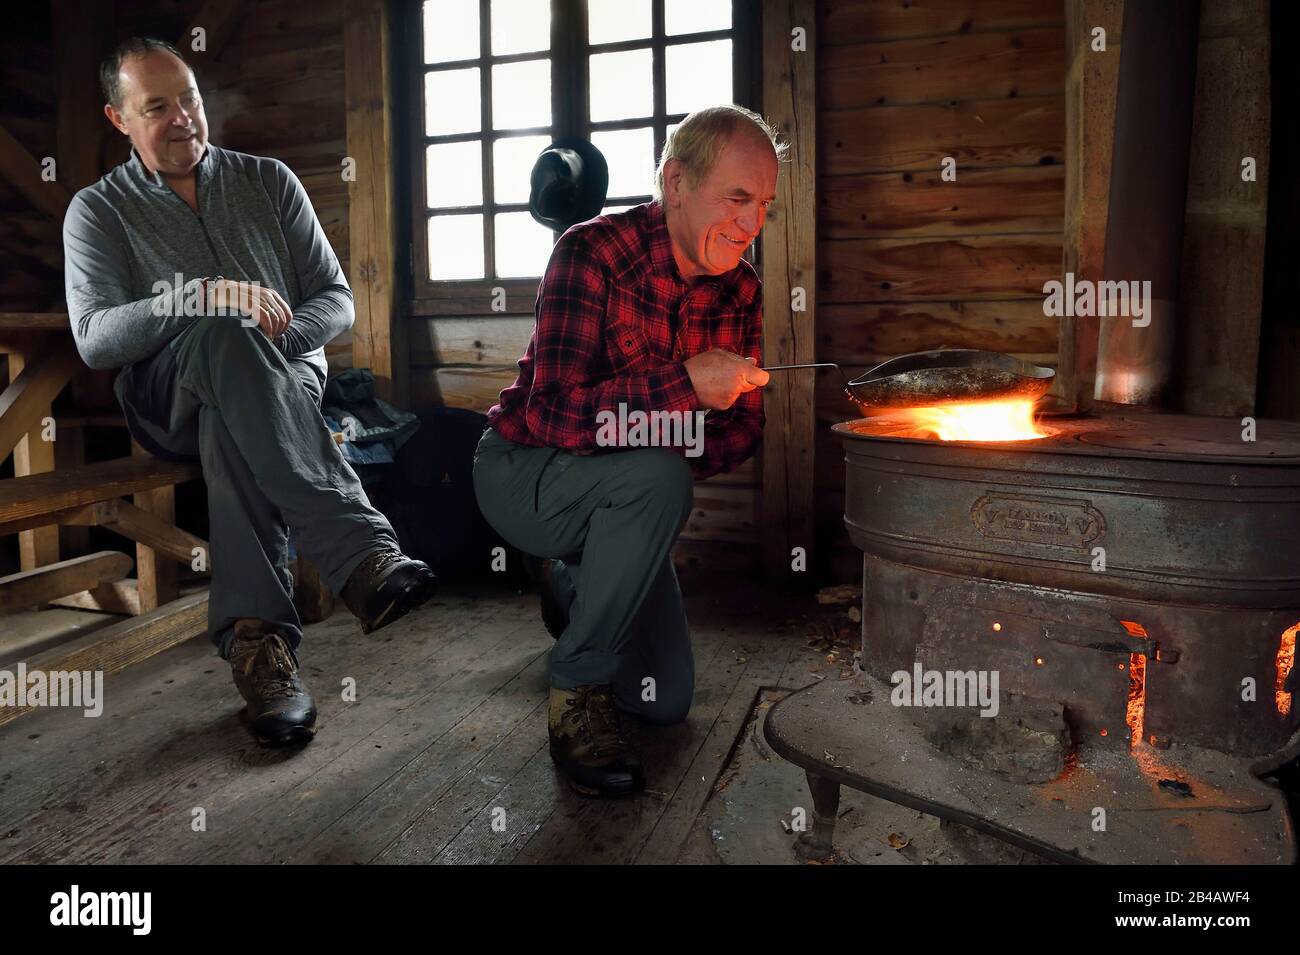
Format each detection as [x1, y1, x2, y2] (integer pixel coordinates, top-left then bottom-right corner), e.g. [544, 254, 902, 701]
[474, 105, 783, 797]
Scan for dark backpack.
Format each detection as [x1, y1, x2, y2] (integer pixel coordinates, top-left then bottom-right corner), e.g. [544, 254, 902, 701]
[385, 408, 526, 584]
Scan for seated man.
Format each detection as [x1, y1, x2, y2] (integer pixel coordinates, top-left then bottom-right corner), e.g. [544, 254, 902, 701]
[62, 38, 437, 747]
[473, 105, 781, 796]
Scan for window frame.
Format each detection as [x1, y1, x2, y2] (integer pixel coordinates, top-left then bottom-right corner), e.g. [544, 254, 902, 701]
[405, 0, 761, 315]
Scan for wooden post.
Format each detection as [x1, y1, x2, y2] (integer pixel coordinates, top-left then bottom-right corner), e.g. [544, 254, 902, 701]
[10, 370, 60, 571]
[1176, 0, 1270, 416]
[54, 0, 111, 558]
[760, 0, 817, 582]
[54, 424, 89, 556]
[3, 346, 81, 570]
[1059, 0, 1124, 412]
[344, 0, 403, 405]
[293, 555, 335, 624]
[131, 441, 179, 612]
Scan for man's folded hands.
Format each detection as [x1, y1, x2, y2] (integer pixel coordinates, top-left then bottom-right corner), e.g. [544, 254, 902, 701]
[207, 278, 294, 340]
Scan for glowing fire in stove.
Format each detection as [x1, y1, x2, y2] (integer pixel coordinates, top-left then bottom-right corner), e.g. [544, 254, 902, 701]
[1277, 623, 1297, 717]
[891, 399, 1047, 442]
[1121, 620, 1148, 750]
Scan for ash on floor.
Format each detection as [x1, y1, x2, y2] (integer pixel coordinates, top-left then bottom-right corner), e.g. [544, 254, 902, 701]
[690, 686, 1055, 865]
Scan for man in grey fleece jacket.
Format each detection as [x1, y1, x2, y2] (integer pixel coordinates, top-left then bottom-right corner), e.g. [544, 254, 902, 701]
[62, 37, 437, 746]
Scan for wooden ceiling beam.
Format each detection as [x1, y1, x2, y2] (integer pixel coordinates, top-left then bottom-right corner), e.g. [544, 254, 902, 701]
[0, 122, 74, 222]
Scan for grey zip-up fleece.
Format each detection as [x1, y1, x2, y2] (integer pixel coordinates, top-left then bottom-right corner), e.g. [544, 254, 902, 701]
[62, 142, 351, 384]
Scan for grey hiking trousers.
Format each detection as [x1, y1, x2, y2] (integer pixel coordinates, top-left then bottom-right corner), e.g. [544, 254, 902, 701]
[472, 426, 696, 725]
[115, 317, 399, 658]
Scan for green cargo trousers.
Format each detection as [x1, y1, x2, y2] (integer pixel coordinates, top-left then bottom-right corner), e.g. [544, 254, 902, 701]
[472, 426, 696, 725]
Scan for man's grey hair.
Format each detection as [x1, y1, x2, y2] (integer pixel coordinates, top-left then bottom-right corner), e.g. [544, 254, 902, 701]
[653, 104, 788, 200]
[100, 37, 190, 109]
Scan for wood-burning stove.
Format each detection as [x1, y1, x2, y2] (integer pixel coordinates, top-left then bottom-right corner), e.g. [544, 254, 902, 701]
[764, 410, 1300, 864]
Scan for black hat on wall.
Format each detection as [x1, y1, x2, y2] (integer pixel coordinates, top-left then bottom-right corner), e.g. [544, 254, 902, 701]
[528, 139, 609, 231]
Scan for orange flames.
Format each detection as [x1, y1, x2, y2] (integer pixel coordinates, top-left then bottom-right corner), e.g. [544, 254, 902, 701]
[889, 400, 1048, 442]
[1277, 623, 1297, 718]
[1121, 620, 1148, 749]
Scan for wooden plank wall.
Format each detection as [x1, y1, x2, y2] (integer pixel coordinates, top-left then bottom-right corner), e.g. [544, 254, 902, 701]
[1176, 0, 1271, 417]
[0, 11, 62, 312]
[814, 0, 1066, 579]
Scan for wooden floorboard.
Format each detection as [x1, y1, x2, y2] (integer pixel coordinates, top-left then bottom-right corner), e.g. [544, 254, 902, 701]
[128, 595, 531, 865]
[0, 577, 818, 865]
[0, 637, 231, 849]
[371, 658, 552, 864]
[211, 612, 547, 864]
[637, 629, 802, 864]
[507, 620, 740, 864]
[431, 734, 565, 864]
[190, 616, 546, 865]
[1, 590, 512, 863]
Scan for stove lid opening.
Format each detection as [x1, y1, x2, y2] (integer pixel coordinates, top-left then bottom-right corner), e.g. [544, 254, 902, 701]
[869, 398, 1049, 442]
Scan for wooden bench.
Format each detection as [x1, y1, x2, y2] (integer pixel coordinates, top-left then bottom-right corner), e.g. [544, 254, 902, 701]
[2, 311, 208, 618]
[2, 313, 204, 607]
[0, 444, 211, 723]
[0, 455, 205, 614]
[0, 319, 82, 569]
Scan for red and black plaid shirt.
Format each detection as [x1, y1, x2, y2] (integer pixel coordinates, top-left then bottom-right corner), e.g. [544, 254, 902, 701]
[487, 200, 763, 480]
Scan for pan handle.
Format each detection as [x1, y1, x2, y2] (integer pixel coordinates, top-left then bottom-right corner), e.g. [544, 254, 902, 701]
[764, 362, 851, 388]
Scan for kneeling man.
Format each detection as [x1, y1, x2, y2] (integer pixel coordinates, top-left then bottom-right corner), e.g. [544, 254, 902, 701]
[474, 105, 781, 796]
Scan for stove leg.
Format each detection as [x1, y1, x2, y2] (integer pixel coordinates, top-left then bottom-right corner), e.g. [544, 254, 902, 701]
[794, 771, 841, 862]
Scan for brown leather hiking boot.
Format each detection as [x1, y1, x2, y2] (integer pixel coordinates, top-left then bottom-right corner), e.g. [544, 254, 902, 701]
[228, 621, 316, 746]
[340, 548, 438, 634]
[548, 684, 645, 797]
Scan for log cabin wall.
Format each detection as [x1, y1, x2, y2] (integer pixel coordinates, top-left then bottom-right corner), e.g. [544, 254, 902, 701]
[814, 0, 1066, 579]
[0, 12, 62, 312]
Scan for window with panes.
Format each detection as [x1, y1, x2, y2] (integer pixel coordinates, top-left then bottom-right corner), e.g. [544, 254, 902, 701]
[409, 0, 756, 307]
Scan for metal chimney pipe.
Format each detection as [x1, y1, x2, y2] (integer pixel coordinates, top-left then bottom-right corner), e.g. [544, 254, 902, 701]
[1094, 0, 1201, 407]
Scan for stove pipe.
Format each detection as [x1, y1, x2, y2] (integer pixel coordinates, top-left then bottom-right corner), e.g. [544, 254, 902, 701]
[1093, 0, 1200, 407]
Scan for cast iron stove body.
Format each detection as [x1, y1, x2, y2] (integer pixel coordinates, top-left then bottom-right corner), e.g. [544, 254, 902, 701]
[765, 411, 1300, 864]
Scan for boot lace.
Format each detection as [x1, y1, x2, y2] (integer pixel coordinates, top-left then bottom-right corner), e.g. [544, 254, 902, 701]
[241, 634, 300, 701]
[569, 686, 630, 759]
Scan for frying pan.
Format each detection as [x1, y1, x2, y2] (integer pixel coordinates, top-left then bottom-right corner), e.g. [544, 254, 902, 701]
[765, 349, 1055, 413]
